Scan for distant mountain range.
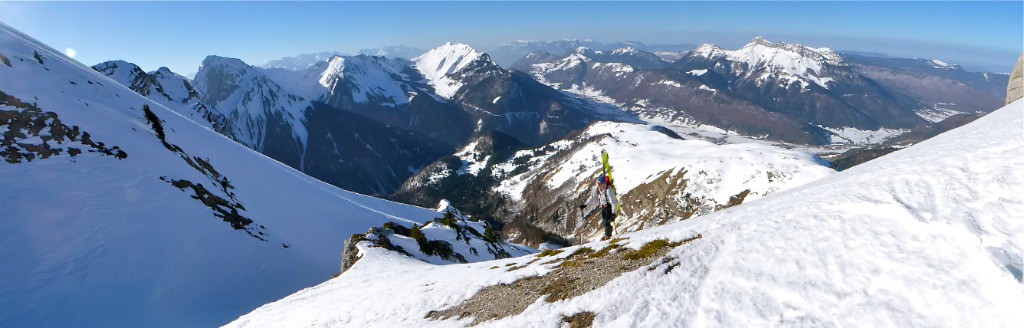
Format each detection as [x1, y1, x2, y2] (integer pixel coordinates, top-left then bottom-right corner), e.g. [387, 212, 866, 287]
[357, 45, 425, 59]
[486, 39, 696, 67]
[98, 43, 625, 194]
[515, 37, 1008, 145]
[92, 37, 1010, 196]
[260, 51, 348, 71]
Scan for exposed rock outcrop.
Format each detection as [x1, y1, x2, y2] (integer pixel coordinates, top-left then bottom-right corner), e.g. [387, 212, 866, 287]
[338, 202, 534, 275]
[1008, 53, 1023, 104]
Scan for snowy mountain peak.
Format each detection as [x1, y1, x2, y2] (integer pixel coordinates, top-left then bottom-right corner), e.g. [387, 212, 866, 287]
[749, 35, 770, 45]
[318, 55, 347, 89]
[152, 66, 175, 76]
[929, 59, 961, 70]
[150, 67, 196, 96]
[318, 54, 417, 106]
[692, 43, 727, 58]
[94, 60, 188, 100]
[714, 37, 845, 89]
[94, 59, 140, 72]
[199, 55, 252, 76]
[259, 52, 423, 110]
[611, 47, 642, 55]
[735, 37, 843, 66]
[150, 67, 196, 89]
[194, 55, 309, 149]
[691, 38, 843, 69]
[413, 42, 489, 99]
[357, 45, 426, 59]
[550, 53, 591, 71]
[414, 42, 485, 71]
[523, 50, 552, 60]
[93, 60, 146, 88]
[260, 51, 346, 71]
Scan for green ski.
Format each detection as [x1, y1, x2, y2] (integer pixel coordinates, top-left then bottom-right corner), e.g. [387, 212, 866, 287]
[600, 149, 620, 214]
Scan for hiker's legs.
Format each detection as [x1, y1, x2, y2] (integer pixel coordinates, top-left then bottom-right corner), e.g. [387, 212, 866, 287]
[601, 206, 613, 237]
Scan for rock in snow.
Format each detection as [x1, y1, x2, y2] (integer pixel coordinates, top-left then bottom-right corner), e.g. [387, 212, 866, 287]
[1008, 53, 1023, 104]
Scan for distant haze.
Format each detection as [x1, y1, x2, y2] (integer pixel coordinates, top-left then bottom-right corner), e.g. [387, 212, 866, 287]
[1, 1, 1019, 75]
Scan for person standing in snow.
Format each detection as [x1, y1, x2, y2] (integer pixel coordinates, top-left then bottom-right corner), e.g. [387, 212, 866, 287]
[580, 174, 617, 241]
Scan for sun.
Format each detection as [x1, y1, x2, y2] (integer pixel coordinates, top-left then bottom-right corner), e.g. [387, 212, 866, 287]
[65, 48, 76, 58]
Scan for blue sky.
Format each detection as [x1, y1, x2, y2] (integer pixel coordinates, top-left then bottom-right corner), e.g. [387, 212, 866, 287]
[1, 1, 1020, 75]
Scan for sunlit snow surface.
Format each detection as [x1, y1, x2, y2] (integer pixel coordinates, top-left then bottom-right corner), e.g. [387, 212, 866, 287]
[491, 121, 834, 208]
[230, 101, 1023, 327]
[413, 43, 483, 99]
[0, 22, 447, 327]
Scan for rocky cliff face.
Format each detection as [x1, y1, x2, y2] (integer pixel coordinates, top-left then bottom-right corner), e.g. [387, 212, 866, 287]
[1008, 53, 1023, 104]
[191, 56, 451, 194]
[93, 61, 234, 137]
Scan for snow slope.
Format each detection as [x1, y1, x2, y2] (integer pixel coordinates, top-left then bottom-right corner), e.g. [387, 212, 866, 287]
[484, 121, 835, 240]
[495, 121, 832, 204]
[0, 22, 452, 327]
[413, 42, 484, 98]
[229, 100, 1023, 327]
[397, 120, 833, 246]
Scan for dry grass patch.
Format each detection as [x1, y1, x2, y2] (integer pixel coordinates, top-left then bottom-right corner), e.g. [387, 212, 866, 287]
[563, 311, 596, 328]
[537, 249, 564, 257]
[426, 234, 703, 325]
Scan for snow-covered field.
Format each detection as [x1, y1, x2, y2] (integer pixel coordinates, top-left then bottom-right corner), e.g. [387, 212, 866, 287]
[493, 121, 834, 209]
[229, 100, 1023, 327]
[820, 125, 908, 145]
[915, 104, 967, 123]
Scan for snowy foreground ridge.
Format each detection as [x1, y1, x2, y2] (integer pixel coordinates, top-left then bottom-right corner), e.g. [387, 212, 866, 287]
[230, 101, 1023, 327]
[0, 22, 454, 327]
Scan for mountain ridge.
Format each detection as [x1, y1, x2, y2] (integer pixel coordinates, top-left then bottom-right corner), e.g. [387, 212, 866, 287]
[0, 21, 472, 327]
[520, 37, 1005, 145]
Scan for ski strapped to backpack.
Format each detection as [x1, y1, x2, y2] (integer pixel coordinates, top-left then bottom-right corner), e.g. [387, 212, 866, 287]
[598, 149, 618, 237]
[600, 149, 620, 211]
